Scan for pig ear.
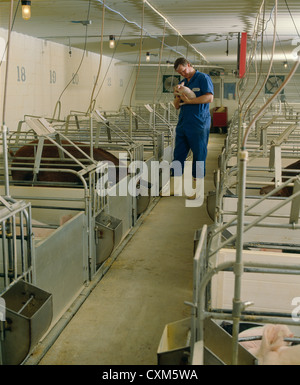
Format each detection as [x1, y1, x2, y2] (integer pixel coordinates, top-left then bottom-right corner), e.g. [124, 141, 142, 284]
[262, 324, 277, 345]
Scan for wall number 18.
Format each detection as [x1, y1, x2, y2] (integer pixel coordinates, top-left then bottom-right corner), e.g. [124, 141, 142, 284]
[17, 66, 26, 82]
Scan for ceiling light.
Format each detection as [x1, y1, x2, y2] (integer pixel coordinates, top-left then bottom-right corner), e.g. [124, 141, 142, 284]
[283, 61, 288, 68]
[21, 1, 31, 21]
[146, 52, 151, 62]
[109, 35, 116, 49]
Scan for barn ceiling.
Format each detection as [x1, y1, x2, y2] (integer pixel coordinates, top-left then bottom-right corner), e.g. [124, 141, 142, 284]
[0, 0, 300, 71]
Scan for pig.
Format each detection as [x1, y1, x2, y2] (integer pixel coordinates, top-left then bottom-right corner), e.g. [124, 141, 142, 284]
[254, 324, 300, 365]
[260, 159, 300, 197]
[238, 325, 264, 353]
[239, 323, 300, 365]
[174, 82, 196, 100]
[10, 139, 120, 186]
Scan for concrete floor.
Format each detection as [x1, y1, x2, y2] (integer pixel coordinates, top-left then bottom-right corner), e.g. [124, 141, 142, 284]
[28, 134, 225, 365]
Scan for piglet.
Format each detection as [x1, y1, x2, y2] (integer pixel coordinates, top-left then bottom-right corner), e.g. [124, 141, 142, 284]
[238, 326, 265, 355]
[255, 324, 300, 365]
[174, 82, 196, 99]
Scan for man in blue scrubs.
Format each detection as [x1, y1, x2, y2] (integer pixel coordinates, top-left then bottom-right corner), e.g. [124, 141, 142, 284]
[173, 57, 214, 183]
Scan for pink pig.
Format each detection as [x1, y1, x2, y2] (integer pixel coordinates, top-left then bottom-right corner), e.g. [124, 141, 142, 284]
[174, 82, 196, 99]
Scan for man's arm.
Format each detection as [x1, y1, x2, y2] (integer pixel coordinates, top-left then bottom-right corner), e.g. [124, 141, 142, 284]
[173, 94, 182, 110]
[180, 92, 214, 105]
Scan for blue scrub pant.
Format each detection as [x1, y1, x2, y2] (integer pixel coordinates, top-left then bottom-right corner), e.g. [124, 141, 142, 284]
[172, 115, 210, 178]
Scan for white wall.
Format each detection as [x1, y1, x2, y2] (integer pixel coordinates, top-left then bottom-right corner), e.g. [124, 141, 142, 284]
[0, 28, 136, 132]
[2, 27, 299, 133]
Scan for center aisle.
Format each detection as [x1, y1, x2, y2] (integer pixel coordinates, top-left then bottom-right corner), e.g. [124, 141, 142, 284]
[34, 134, 225, 365]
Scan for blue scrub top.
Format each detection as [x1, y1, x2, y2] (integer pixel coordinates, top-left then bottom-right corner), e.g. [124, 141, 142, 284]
[178, 71, 214, 127]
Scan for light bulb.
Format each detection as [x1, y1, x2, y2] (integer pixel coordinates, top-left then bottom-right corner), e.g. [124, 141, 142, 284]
[109, 35, 115, 49]
[146, 52, 150, 62]
[21, 1, 31, 20]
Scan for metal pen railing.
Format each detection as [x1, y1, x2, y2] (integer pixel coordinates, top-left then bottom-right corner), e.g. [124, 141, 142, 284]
[0, 197, 34, 295]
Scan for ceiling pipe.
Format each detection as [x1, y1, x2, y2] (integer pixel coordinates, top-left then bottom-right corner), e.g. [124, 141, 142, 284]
[94, 0, 204, 62]
[143, 0, 207, 63]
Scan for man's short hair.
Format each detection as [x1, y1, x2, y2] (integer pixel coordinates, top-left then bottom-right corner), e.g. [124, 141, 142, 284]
[174, 57, 191, 70]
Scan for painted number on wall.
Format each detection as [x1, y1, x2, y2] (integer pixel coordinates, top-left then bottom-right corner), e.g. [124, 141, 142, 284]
[50, 70, 57, 84]
[17, 66, 26, 82]
[72, 73, 79, 85]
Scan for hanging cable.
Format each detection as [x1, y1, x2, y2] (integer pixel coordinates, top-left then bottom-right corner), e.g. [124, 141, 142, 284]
[284, 0, 300, 38]
[93, 22, 127, 103]
[127, 0, 145, 137]
[2, 0, 15, 127]
[237, 0, 267, 110]
[243, 0, 277, 119]
[242, 56, 300, 149]
[129, 0, 144, 111]
[0, 0, 20, 68]
[156, 32, 183, 106]
[153, 20, 166, 104]
[238, 1, 266, 111]
[237, 0, 278, 122]
[144, 0, 207, 63]
[118, 52, 142, 110]
[52, 0, 91, 120]
[2, 0, 15, 198]
[94, 0, 190, 61]
[87, 0, 105, 113]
